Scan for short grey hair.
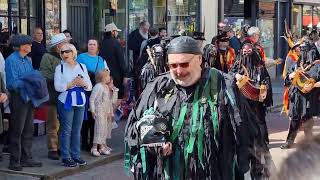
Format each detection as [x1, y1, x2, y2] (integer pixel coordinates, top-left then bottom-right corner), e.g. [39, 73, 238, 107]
[60, 43, 77, 60]
[247, 27, 260, 37]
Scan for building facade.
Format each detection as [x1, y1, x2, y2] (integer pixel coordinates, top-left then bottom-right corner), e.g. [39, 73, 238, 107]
[222, 0, 320, 76]
[0, 0, 61, 45]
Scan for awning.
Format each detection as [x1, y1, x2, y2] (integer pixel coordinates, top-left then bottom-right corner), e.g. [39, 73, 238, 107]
[303, 16, 319, 26]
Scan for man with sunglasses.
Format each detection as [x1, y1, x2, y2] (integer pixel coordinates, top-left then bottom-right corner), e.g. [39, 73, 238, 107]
[125, 36, 238, 179]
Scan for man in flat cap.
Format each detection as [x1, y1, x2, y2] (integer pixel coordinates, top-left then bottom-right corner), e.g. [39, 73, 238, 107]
[5, 34, 42, 171]
[124, 36, 238, 179]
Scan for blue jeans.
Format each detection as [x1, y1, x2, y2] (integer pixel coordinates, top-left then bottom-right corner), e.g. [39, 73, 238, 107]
[57, 101, 85, 160]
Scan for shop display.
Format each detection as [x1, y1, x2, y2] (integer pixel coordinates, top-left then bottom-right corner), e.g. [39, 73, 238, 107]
[45, 0, 60, 44]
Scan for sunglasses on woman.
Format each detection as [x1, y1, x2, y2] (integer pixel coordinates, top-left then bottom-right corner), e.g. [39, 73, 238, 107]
[61, 49, 73, 54]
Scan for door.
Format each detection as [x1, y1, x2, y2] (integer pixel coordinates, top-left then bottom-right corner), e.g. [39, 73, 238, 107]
[67, 0, 90, 49]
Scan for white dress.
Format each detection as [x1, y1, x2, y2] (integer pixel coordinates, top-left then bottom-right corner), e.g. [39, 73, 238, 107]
[89, 83, 118, 144]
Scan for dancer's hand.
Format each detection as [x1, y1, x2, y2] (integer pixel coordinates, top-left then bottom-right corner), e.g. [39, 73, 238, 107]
[289, 72, 296, 79]
[235, 73, 243, 81]
[303, 83, 313, 93]
[162, 142, 172, 156]
[91, 112, 96, 119]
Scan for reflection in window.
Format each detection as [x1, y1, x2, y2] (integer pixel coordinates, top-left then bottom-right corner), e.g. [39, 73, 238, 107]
[9, 0, 18, 16]
[45, 0, 60, 44]
[129, 0, 148, 32]
[302, 5, 312, 35]
[291, 5, 302, 38]
[167, 0, 198, 36]
[258, 19, 274, 59]
[21, 18, 27, 34]
[153, 0, 166, 29]
[313, 6, 320, 30]
[0, 0, 7, 16]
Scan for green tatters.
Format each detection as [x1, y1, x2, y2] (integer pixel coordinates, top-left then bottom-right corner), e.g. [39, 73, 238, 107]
[171, 68, 219, 168]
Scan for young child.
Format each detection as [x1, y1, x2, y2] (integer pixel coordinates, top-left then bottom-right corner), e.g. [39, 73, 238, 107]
[89, 70, 118, 156]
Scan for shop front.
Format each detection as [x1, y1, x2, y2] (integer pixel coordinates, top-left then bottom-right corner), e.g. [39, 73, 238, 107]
[0, 0, 61, 47]
[291, 0, 320, 37]
[100, 0, 201, 42]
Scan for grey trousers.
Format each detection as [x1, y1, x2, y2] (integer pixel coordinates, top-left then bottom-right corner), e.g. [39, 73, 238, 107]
[9, 91, 34, 164]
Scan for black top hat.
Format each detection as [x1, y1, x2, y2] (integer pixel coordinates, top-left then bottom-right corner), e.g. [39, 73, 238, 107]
[216, 34, 230, 42]
[193, 31, 206, 40]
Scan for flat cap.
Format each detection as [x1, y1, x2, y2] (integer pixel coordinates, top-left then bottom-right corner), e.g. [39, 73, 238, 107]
[167, 36, 202, 55]
[10, 34, 33, 47]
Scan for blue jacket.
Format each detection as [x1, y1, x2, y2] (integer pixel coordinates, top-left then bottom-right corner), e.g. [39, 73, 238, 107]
[20, 70, 49, 107]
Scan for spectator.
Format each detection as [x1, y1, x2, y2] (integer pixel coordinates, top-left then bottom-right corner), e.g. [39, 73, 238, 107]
[6, 35, 42, 171]
[128, 21, 150, 63]
[54, 43, 92, 167]
[0, 71, 8, 161]
[77, 38, 109, 151]
[40, 33, 69, 160]
[211, 22, 227, 44]
[62, 29, 78, 50]
[139, 28, 161, 64]
[225, 26, 241, 54]
[89, 70, 118, 156]
[29, 27, 47, 70]
[100, 23, 128, 110]
[159, 27, 167, 38]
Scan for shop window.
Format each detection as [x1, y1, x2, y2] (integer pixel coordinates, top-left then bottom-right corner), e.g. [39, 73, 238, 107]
[0, 0, 8, 16]
[313, 6, 320, 30]
[257, 1, 275, 60]
[45, 0, 60, 44]
[291, 5, 302, 38]
[152, 0, 166, 29]
[103, 0, 126, 39]
[129, 0, 148, 32]
[167, 0, 199, 36]
[302, 5, 312, 35]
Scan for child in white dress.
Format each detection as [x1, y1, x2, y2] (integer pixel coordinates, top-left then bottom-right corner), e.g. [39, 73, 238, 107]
[89, 70, 118, 156]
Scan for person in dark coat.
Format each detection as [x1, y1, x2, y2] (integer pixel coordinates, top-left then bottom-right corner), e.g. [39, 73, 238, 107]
[128, 21, 150, 99]
[6, 34, 42, 171]
[0, 73, 8, 161]
[29, 27, 47, 70]
[124, 36, 237, 179]
[100, 23, 128, 106]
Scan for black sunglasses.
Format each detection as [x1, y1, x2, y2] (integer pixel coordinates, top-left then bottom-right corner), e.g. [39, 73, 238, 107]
[61, 50, 72, 54]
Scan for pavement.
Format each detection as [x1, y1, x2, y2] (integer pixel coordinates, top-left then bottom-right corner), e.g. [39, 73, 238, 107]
[0, 77, 288, 180]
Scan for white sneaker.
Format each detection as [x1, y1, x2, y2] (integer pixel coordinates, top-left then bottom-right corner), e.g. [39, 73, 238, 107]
[99, 148, 111, 155]
[91, 148, 101, 157]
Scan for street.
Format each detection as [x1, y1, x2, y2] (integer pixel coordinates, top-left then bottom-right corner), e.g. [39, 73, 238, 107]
[59, 106, 319, 180]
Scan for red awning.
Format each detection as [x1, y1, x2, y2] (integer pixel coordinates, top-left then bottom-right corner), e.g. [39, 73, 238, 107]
[303, 15, 320, 26]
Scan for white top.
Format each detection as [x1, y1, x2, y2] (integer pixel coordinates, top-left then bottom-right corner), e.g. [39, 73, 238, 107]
[89, 83, 119, 113]
[54, 62, 92, 106]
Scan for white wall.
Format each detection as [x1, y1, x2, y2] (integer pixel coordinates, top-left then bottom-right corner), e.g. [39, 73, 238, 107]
[61, 0, 67, 32]
[201, 0, 218, 45]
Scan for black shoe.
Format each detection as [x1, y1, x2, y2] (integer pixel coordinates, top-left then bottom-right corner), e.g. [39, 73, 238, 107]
[2, 146, 10, 154]
[73, 158, 87, 166]
[81, 144, 91, 152]
[8, 163, 23, 171]
[280, 142, 293, 149]
[48, 151, 59, 160]
[21, 158, 42, 167]
[0, 154, 3, 162]
[62, 158, 77, 167]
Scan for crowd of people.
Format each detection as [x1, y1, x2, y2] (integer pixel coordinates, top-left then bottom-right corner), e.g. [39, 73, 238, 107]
[0, 21, 129, 170]
[124, 20, 320, 180]
[0, 18, 319, 180]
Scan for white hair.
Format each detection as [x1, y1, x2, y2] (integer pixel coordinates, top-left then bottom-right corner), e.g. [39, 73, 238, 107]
[60, 43, 78, 60]
[247, 27, 260, 37]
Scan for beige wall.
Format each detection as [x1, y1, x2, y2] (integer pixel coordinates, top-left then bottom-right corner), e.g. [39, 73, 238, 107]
[201, 0, 218, 45]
